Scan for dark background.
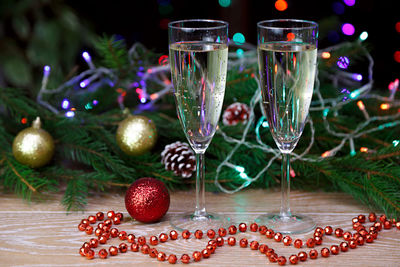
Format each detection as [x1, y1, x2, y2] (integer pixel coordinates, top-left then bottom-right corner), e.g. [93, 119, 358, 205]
[1, 0, 399, 90]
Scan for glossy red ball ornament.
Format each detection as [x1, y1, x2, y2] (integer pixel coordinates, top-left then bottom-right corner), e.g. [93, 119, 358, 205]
[98, 248, 108, 259]
[86, 249, 95, 260]
[227, 236, 236, 246]
[330, 245, 339, 255]
[294, 239, 303, 248]
[149, 248, 158, 258]
[250, 240, 259, 250]
[193, 251, 202, 262]
[321, 247, 330, 257]
[282, 236, 292, 246]
[168, 254, 177, 264]
[309, 249, 318, 259]
[131, 243, 140, 252]
[334, 228, 343, 237]
[96, 212, 104, 221]
[369, 212, 377, 222]
[277, 256, 286, 265]
[119, 243, 128, 253]
[182, 230, 191, 239]
[340, 242, 349, 252]
[201, 249, 211, 258]
[159, 233, 168, 242]
[274, 232, 283, 242]
[216, 237, 224, 246]
[207, 229, 216, 238]
[258, 225, 267, 234]
[109, 246, 118, 256]
[239, 223, 247, 232]
[239, 238, 248, 248]
[289, 254, 299, 264]
[157, 251, 166, 261]
[250, 223, 258, 232]
[170, 230, 178, 240]
[181, 254, 190, 264]
[298, 251, 307, 261]
[259, 244, 268, 253]
[228, 225, 237, 235]
[195, 230, 203, 239]
[125, 177, 170, 223]
[218, 227, 227, 237]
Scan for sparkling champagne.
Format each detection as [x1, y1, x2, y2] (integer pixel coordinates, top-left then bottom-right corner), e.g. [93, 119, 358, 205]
[258, 42, 317, 153]
[170, 42, 228, 152]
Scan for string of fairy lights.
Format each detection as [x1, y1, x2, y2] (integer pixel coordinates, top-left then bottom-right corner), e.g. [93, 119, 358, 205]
[35, 29, 399, 194]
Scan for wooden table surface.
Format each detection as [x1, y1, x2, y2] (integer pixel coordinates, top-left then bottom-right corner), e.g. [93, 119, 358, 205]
[1, 189, 399, 266]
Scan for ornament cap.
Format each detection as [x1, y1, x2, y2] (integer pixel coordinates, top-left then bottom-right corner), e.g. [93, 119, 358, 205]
[32, 117, 42, 129]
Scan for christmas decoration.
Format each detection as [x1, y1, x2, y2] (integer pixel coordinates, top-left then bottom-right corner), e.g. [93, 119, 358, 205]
[116, 115, 157, 156]
[77, 211, 400, 263]
[12, 117, 55, 168]
[125, 178, 170, 223]
[222, 102, 251, 126]
[161, 141, 196, 178]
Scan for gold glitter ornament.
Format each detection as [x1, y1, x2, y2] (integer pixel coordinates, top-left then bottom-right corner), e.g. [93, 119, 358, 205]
[12, 117, 55, 168]
[116, 115, 157, 156]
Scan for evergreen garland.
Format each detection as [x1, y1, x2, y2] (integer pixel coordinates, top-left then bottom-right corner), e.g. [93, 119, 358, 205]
[0, 36, 399, 219]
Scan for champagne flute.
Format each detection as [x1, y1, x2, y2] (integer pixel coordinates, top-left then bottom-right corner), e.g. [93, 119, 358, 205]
[256, 19, 318, 234]
[168, 19, 229, 231]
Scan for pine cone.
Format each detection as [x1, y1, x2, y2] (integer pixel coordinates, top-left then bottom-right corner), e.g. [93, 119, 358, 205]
[161, 141, 196, 178]
[222, 102, 250, 126]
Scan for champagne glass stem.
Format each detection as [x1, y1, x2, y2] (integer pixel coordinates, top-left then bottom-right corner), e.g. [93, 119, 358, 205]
[280, 153, 292, 218]
[194, 152, 206, 217]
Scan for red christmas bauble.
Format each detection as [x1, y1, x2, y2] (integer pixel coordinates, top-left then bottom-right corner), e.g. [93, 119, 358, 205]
[125, 177, 170, 223]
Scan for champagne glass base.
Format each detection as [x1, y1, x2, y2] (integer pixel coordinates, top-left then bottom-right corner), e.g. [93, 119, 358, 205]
[170, 212, 231, 232]
[255, 213, 315, 234]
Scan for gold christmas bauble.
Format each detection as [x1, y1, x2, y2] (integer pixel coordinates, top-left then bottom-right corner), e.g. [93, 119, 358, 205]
[12, 117, 55, 168]
[116, 115, 157, 156]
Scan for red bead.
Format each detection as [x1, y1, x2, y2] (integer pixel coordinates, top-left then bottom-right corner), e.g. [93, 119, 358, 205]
[396, 221, 400, 230]
[259, 225, 267, 234]
[334, 228, 343, 237]
[206, 245, 216, 254]
[359, 229, 368, 237]
[119, 243, 128, 253]
[314, 231, 323, 238]
[353, 222, 361, 230]
[110, 228, 119, 238]
[78, 223, 86, 231]
[330, 245, 339, 255]
[131, 243, 140, 252]
[324, 226, 333, 235]
[384, 220, 392, 229]
[113, 216, 121, 225]
[366, 234, 374, 243]
[309, 249, 318, 259]
[216, 237, 224, 246]
[274, 232, 283, 242]
[306, 238, 315, 248]
[85, 225, 93, 235]
[369, 212, 377, 222]
[358, 214, 366, 223]
[356, 236, 365, 246]
[127, 234, 135, 243]
[239, 238, 248, 247]
[94, 228, 103, 237]
[352, 217, 359, 224]
[157, 251, 166, 261]
[379, 214, 387, 223]
[259, 244, 268, 253]
[98, 235, 107, 244]
[315, 227, 324, 235]
[168, 254, 177, 264]
[194, 230, 203, 239]
[109, 246, 118, 256]
[86, 249, 95, 260]
[349, 240, 357, 249]
[265, 229, 274, 238]
[150, 236, 158, 245]
[227, 236, 236, 246]
[294, 239, 302, 248]
[343, 231, 352, 241]
[369, 230, 378, 239]
[391, 218, 397, 225]
[207, 229, 216, 239]
[208, 240, 217, 246]
[321, 247, 330, 257]
[89, 238, 98, 248]
[97, 222, 105, 229]
[149, 248, 158, 258]
[138, 236, 146, 245]
[170, 230, 178, 240]
[181, 254, 190, 264]
[314, 236, 323, 245]
[102, 231, 110, 240]
[118, 231, 127, 240]
[277, 256, 286, 265]
[98, 248, 108, 259]
[298, 251, 307, 261]
[88, 215, 97, 224]
[374, 222, 383, 231]
[104, 219, 112, 228]
[193, 251, 202, 262]
[182, 230, 191, 239]
[340, 242, 349, 252]
[201, 249, 211, 258]
[115, 212, 123, 220]
[239, 223, 247, 232]
[266, 248, 275, 257]
[141, 244, 150, 254]
[282, 236, 292, 246]
[159, 233, 168, 242]
[79, 247, 88, 257]
[250, 223, 258, 232]
[96, 212, 104, 221]
[218, 228, 227, 237]
[289, 254, 299, 264]
[269, 253, 278, 263]
[250, 240, 259, 250]
[228, 225, 237, 235]
[81, 219, 89, 226]
[107, 210, 115, 219]
[82, 242, 91, 250]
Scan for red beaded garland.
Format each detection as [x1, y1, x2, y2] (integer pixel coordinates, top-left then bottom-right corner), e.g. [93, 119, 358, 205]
[137, 236, 146, 245]
[194, 230, 203, 239]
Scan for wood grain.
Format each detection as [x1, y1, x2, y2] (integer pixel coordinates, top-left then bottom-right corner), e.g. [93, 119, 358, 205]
[0, 189, 399, 266]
